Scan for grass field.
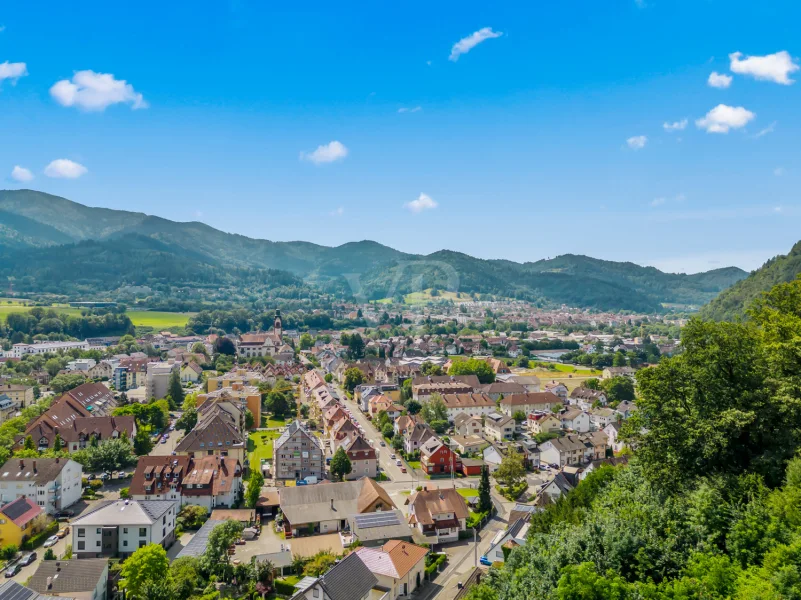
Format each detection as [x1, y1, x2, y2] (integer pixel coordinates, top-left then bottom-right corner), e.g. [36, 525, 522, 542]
[248, 430, 279, 467]
[376, 289, 471, 305]
[261, 414, 288, 429]
[456, 488, 479, 498]
[0, 303, 193, 329]
[520, 365, 602, 392]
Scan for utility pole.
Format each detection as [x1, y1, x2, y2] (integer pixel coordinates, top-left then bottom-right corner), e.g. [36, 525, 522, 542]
[474, 527, 478, 567]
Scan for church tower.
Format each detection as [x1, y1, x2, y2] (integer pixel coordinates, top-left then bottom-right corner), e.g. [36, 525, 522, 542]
[273, 309, 283, 338]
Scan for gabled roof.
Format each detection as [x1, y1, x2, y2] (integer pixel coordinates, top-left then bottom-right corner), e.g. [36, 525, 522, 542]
[279, 478, 395, 525]
[28, 559, 108, 595]
[0, 458, 74, 486]
[382, 540, 429, 577]
[500, 392, 560, 407]
[0, 496, 42, 528]
[315, 552, 378, 600]
[72, 500, 173, 526]
[406, 488, 469, 525]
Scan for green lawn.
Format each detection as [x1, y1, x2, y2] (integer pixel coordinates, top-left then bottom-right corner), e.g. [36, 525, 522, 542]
[248, 430, 279, 466]
[407, 460, 422, 470]
[375, 289, 470, 305]
[261, 414, 288, 429]
[279, 575, 301, 586]
[456, 489, 479, 498]
[0, 303, 193, 329]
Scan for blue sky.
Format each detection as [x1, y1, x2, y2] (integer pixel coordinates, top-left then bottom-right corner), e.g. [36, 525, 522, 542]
[1, 0, 800, 273]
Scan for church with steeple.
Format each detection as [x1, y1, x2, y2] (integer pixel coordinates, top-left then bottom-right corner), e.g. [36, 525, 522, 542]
[235, 310, 286, 358]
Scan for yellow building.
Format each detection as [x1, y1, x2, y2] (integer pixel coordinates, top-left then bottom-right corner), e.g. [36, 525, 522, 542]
[0, 384, 34, 409]
[0, 496, 48, 547]
[197, 381, 261, 429]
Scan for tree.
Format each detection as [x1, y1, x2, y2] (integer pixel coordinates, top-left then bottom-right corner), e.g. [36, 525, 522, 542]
[71, 438, 137, 473]
[53, 433, 63, 452]
[478, 465, 492, 513]
[420, 361, 443, 376]
[347, 334, 365, 359]
[324, 373, 333, 383]
[49, 373, 86, 394]
[244, 409, 255, 429]
[343, 367, 365, 393]
[133, 428, 154, 455]
[448, 358, 495, 384]
[245, 468, 264, 508]
[583, 378, 601, 390]
[420, 393, 448, 424]
[214, 336, 236, 356]
[121, 543, 170, 600]
[202, 520, 244, 575]
[304, 550, 338, 576]
[600, 377, 635, 403]
[45, 358, 63, 377]
[23, 435, 34, 451]
[381, 423, 394, 439]
[170, 556, 201, 600]
[330, 446, 352, 482]
[168, 369, 184, 406]
[406, 400, 422, 415]
[299, 333, 314, 350]
[495, 448, 526, 486]
[191, 342, 208, 356]
[517, 356, 530, 368]
[555, 563, 631, 600]
[512, 411, 527, 423]
[265, 390, 291, 419]
[43, 548, 56, 560]
[176, 408, 197, 432]
[391, 435, 404, 451]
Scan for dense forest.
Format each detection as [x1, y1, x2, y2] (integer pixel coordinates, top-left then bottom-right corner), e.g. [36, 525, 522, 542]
[469, 277, 801, 600]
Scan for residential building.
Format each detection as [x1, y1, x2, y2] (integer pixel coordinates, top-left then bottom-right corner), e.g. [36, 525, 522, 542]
[344, 435, 378, 480]
[527, 412, 561, 435]
[538, 472, 574, 503]
[0, 497, 48, 547]
[290, 552, 385, 600]
[347, 510, 414, 547]
[368, 394, 393, 417]
[615, 401, 639, 420]
[9, 340, 88, 359]
[450, 435, 486, 455]
[279, 478, 394, 537]
[146, 361, 180, 400]
[439, 393, 496, 420]
[355, 541, 428, 598]
[480, 382, 526, 401]
[0, 458, 83, 514]
[485, 518, 530, 565]
[28, 558, 109, 600]
[507, 375, 541, 392]
[604, 421, 625, 453]
[0, 395, 17, 424]
[582, 431, 609, 460]
[543, 382, 568, 402]
[602, 366, 636, 379]
[273, 420, 324, 482]
[196, 382, 261, 432]
[71, 500, 176, 559]
[393, 414, 419, 439]
[405, 487, 469, 543]
[67, 358, 96, 372]
[419, 438, 462, 476]
[483, 412, 514, 442]
[180, 362, 203, 383]
[589, 407, 618, 430]
[569, 388, 607, 410]
[174, 403, 246, 463]
[25, 415, 136, 454]
[180, 455, 243, 510]
[453, 413, 483, 437]
[539, 435, 588, 468]
[498, 392, 559, 417]
[129, 456, 191, 504]
[559, 408, 591, 433]
[0, 384, 34, 409]
[88, 360, 114, 380]
[403, 422, 437, 455]
[411, 375, 480, 402]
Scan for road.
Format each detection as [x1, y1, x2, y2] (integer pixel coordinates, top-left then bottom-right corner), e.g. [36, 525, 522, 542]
[7, 532, 69, 585]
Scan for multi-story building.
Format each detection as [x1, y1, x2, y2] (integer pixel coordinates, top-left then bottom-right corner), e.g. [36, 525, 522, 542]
[236, 311, 284, 358]
[0, 458, 83, 514]
[196, 383, 261, 431]
[146, 361, 180, 400]
[440, 393, 496, 420]
[343, 435, 377, 480]
[9, 340, 88, 359]
[0, 383, 34, 409]
[273, 420, 324, 482]
[406, 487, 469, 543]
[71, 499, 176, 559]
[174, 403, 246, 463]
[25, 415, 136, 453]
[484, 412, 515, 442]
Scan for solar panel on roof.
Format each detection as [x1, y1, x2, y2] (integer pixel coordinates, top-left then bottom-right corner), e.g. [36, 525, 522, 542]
[353, 512, 400, 529]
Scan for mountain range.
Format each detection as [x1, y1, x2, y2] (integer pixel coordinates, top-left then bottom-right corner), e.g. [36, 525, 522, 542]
[0, 189, 749, 312]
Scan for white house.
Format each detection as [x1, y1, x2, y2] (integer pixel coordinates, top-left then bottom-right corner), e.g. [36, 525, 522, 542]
[589, 407, 618, 430]
[71, 499, 177, 559]
[539, 435, 588, 468]
[485, 518, 531, 565]
[355, 541, 428, 598]
[559, 408, 591, 433]
[603, 421, 625, 453]
[0, 458, 83, 515]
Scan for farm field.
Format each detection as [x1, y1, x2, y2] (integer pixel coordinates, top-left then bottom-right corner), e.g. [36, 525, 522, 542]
[376, 289, 472, 305]
[0, 303, 193, 329]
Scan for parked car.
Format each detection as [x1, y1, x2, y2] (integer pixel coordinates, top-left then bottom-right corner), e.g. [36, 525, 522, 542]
[5, 564, 20, 577]
[43, 536, 59, 548]
[56, 526, 70, 539]
[396, 459, 402, 466]
[161, 437, 168, 444]
[380, 441, 386, 447]
[19, 552, 36, 566]
[480, 555, 493, 566]
[390, 454, 396, 460]
[401, 466, 407, 473]
[54, 510, 74, 520]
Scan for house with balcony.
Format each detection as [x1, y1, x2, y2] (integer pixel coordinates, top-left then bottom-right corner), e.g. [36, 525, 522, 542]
[24, 415, 136, 454]
[419, 438, 462, 476]
[129, 456, 192, 504]
[0, 458, 83, 515]
[483, 412, 514, 442]
[273, 420, 324, 482]
[355, 541, 429, 599]
[405, 487, 469, 543]
[71, 499, 176, 559]
[290, 552, 388, 600]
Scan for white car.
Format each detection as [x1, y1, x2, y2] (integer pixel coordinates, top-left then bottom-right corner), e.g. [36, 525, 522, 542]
[396, 459, 402, 466]
[390, 454, 397, 460]
[43, 535, 59, 548]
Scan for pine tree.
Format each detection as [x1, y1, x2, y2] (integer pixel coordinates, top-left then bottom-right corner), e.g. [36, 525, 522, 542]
[53, 433, 63, 452]
[478, 465, 492, 513]
[23, 435, 35, 451]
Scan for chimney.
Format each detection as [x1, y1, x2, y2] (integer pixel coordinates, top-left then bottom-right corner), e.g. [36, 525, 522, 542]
[330, 498, 334, 510]
[47, 576, 52, 589]
[32, 461, 37, 474]
[56, 457, 60, 464]
[18, 460, 23, 470]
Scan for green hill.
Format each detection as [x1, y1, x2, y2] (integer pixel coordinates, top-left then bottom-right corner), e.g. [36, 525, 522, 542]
[700, 242, 801, 320]
[0, 189, 747, 311]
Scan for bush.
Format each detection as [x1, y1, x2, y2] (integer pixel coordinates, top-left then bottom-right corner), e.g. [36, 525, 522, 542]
[425, 553, 447, 575]
[119, 487, 130, 499]
[496, 481, 528, 501]
[23, 521, 59, 550]
[88, 479, 103, 490]
[274, 579, 297, 596]
[43, 548, 56, 560]
[0, 544, 17, 560]
[467, 510, 489, 529]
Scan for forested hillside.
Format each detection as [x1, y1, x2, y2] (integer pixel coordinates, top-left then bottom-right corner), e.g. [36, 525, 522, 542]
[701, 241, 801, 321]
[0, 189, 747, 311]
[469, 277, 801, 600]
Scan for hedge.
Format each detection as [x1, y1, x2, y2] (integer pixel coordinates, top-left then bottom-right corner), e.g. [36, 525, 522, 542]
[274, 579, 297, 596]
[425, 553, 447, 575]
[23, 521, 59, 550]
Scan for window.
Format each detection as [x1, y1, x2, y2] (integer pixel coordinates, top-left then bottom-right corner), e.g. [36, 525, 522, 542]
[96, 540, 101, 547]
[139, 540, 146, 548]
[313, 590, 320, 598]
[96, 528, 101, 534]
[139, 528, 147, 537]
[123, 540, 128, 547]
[123, 528, 128, 534]
[78, 541, 85, 550]
[78, 528, 85, 537]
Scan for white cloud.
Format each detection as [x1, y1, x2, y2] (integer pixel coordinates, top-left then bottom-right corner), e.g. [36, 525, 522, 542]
[299, 141, 348, 165]
[404, 193, 438, 213]
[626, 135, 647, 150]
[754, 121, 777, 138]
[10, 166, 33, 182]
[774, 167, 785, 176]
[707, 71, 732, 89]
[329, 207, 345, 217]
[0, 61, 27, 84]
[651, 193, 685, 208]
[729, 51, 799, 85]
[449, 27, 502, 61]
[663, 119, 688, 132]
[695, 104, 755, 133]
[50, 70, 147, 111]
[44, 159, 88, 179]
[398, 106, 422, 113]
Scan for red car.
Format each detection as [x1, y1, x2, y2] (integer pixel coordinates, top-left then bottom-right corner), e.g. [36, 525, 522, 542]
[401, 466, 407, 473]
